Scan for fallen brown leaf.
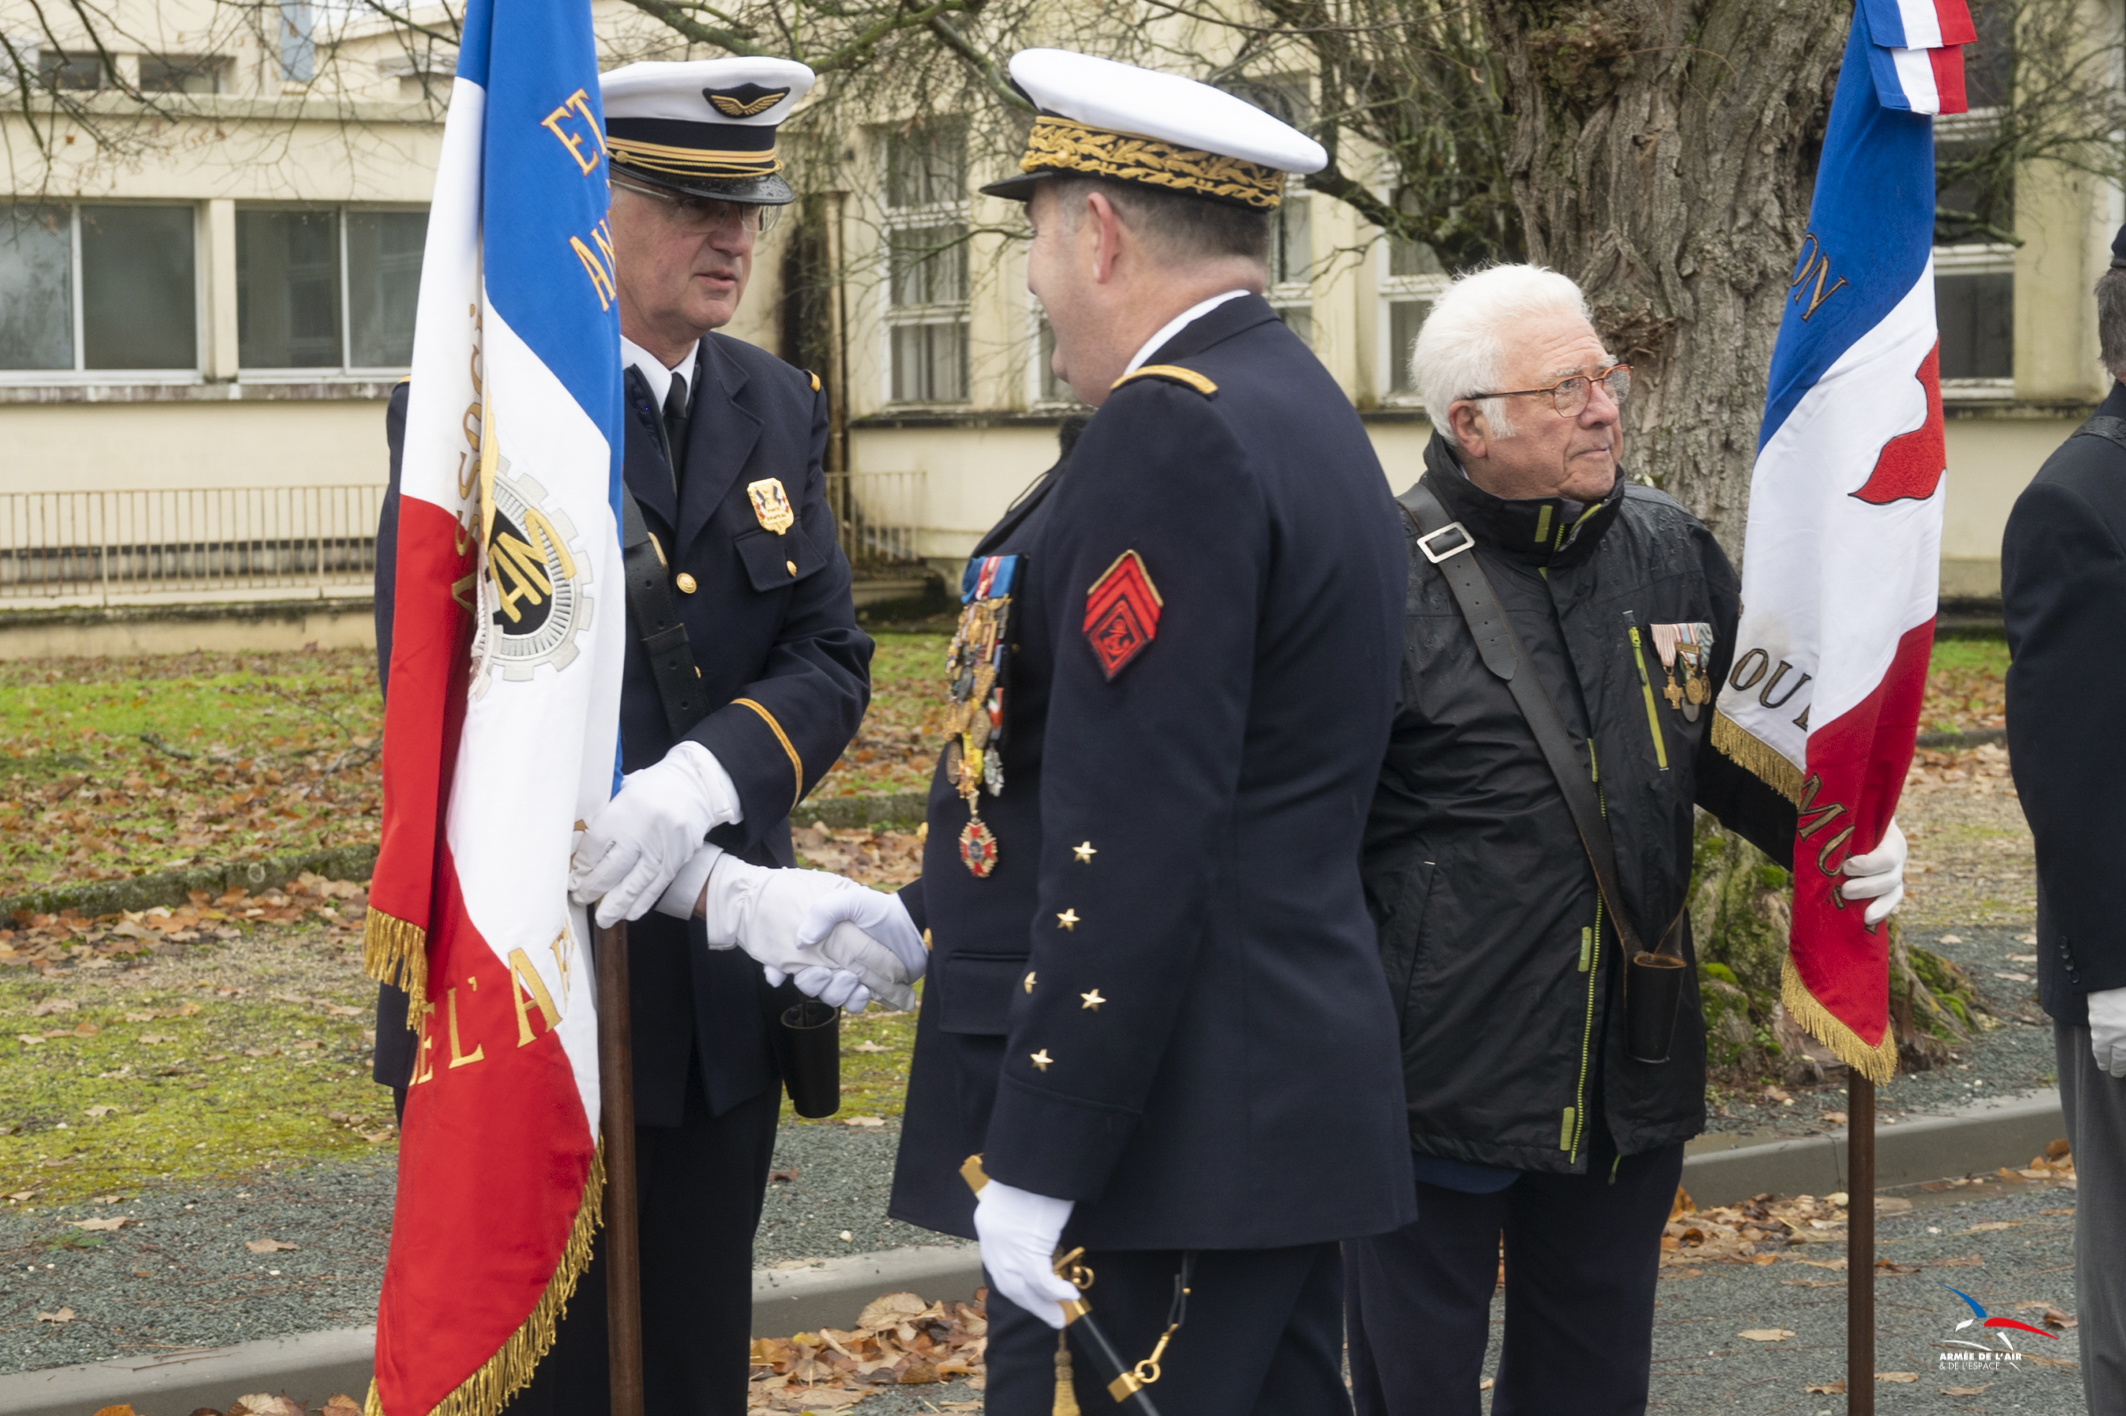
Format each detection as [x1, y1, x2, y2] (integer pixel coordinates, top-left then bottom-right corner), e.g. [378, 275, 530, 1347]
[36, 1308, 73, 1323]
[1740, 1329, 1795, 1342]
[1876, 1372, 1919, 1383]
[2044, 1306, 2077, 1329]
[1805, 1380, 1846, 1394]
[67, 1217, 128, 1232]
[244, 1238, 297, 1254]
[83, 1105, 118, 1119]
[1941, 1386, 1990, 1397]
[91, 1406, 136, 1416]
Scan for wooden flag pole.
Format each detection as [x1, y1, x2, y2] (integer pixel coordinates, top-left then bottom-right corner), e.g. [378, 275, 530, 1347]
[1847, 1072, 1875, 1416]
[595, 919, 645, 1416]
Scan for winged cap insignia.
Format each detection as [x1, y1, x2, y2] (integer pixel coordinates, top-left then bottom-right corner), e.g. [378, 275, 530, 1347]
[706, 84, 790, 118]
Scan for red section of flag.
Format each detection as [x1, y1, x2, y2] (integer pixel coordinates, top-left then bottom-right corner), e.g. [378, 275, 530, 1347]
[1787, 619, 1935, 1056]
[1928, 44, 1968, 115]
[1930, 0, 1977, 46]
[1083, 550, 1163, 681]
[1852, 345, 1946, 506]
[371, 840, 596, 1416]
[370, 496, 477, 950]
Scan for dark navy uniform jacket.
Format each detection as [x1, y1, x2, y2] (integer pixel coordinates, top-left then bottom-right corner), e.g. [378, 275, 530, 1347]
[373, 332, 873, 1124]
[888, 294, 1417, 1250]
[2005, 380, 2126, 1028]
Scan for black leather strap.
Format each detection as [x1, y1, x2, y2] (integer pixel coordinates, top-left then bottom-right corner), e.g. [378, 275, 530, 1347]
[620, 487, 711, 738]
[1398, 479, 1670, 960]
[2075, 413, 2126, 454]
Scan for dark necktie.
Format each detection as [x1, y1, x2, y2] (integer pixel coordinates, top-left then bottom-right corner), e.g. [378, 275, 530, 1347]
[661, 368, 689, 488]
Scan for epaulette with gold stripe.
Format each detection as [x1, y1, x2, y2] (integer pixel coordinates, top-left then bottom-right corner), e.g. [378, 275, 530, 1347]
[1111, 364, 1217, 397]
[807, 370, 821, 392]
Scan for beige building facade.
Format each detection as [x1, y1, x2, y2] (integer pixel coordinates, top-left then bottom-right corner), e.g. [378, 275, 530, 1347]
[0, 6, 2107, 609]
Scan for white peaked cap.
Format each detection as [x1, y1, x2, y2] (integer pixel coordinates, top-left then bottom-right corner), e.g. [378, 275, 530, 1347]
[1006, 48, 1325, 190]
[600, 57, 815, 127]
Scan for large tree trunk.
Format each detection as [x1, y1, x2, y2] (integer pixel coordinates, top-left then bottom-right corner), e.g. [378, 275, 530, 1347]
[1477, 0, 1849, 552]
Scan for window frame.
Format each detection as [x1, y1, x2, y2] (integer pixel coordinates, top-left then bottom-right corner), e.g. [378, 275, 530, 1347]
[1025, 300, 1085, 411]
[0, 200, 203, 384]
[1376, 234, 1446, 408]
[235, 202, 428, 380]
[1932, 241, 2015, 403]
[877, 123, 973, 408]
[1266, 176, 1315, 347]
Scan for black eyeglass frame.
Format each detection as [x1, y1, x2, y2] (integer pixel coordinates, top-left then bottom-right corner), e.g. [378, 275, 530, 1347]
[610, 176, 782, 234]
[1465, 362, 1633, 417]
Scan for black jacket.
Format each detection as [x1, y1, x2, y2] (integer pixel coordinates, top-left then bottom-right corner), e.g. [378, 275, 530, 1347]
[372, 333, 872, 1123]
[2004, 382, 2126, 1027]
[889, 296, 1416, 1249]
[1363, 436, 1794, 1173]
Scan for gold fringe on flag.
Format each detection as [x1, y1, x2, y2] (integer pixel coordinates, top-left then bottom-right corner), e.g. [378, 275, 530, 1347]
[365, 1142, 608, 1416]
[1710, 709, 1805, 805]
[1781, 952, 1898, 1085]
[362, 907, 431, 1031]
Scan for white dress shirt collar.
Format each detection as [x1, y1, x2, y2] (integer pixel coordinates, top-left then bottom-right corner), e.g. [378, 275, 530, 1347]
[622, 334, 701, 412]
[1123, 289, 1251, 378]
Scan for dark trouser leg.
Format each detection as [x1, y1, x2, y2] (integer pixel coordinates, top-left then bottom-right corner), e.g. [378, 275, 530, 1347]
[498, 1063, 781, 1416]
[1343, 1182, 1505, 1416]
[1491, 1143, 1682, 1416]
[985, 1244, 1350, 1416]
[2058, 1021, 2126, 1416]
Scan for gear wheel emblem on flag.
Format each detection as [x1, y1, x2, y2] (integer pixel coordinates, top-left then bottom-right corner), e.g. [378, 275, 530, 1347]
[483, 463, 592, 682]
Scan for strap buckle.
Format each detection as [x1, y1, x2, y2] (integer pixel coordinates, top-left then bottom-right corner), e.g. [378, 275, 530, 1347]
[1417, 520, 1476, 564]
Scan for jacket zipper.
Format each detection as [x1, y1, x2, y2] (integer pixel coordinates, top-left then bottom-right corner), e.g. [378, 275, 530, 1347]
[1623, 613, 1670, 771]
[1564, 742, 1604, 1162]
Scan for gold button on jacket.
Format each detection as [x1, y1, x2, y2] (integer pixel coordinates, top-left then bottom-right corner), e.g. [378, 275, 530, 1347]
[675, 572, 698, 594]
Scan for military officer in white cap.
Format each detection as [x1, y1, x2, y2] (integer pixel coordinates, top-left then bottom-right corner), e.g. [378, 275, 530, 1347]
[374, 55, 921, 1416]
[804, 47, 1417, 1414]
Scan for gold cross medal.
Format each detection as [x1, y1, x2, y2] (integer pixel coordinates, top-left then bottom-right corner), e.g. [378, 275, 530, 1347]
[1651, 621, 1716, 721]
[944, 554, 1021, 877]
[746, 477, 796, 535]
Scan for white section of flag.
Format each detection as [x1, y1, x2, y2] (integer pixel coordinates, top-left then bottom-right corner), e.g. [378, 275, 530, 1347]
[1887, 46, 1945, 115]
[1887, 0, 1947, 47]
[1727, 265, 1945, 772]
[399, 77, 486, 518]
[443, 300, 620, 1130]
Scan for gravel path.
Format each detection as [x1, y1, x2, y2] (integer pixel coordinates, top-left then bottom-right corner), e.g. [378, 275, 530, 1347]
[759, 1121, 948, 1264]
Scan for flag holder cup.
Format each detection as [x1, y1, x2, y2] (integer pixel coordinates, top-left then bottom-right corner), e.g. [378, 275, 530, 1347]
[775, 998, 842, 1118]
[1625, 951, 1689, 1064]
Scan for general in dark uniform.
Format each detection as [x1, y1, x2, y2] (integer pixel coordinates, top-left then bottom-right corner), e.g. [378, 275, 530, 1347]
[2003, 223, 2126, 1416]
[809, 48, 1415, 1415]
[373, 58, 907, 1416]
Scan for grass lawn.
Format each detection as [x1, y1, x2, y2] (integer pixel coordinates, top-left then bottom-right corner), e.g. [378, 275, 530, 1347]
[1922, 635, 2009, 734]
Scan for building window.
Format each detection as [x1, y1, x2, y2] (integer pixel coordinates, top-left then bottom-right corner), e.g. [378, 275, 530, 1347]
[37, 52, 103, 91]
[1934, 245, 2014, 389]
[882, 120, 969, 404]
[140, 54, 228, 94]
[1268, 178, 1314, 345]
[1379, 207, 1446, 401]
[1931, 2, 2013, 399]
[0, 203, 197, 372]
[238, 206, 427, 371]
[279, 0, 316, 82]
[1030, 310, 1082, 407]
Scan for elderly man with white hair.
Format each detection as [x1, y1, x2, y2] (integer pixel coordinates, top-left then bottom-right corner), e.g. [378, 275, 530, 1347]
[1347, 264, 1906, 1415]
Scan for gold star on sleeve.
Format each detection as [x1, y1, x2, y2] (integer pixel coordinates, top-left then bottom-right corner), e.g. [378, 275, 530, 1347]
[1030, 1049, 1053, 1072]
[1080, 989, 1105, 1011]
[1056, 909, 1080, 931]
[1023, 971, 1036, 994]
[1073, 841, 1097, 863]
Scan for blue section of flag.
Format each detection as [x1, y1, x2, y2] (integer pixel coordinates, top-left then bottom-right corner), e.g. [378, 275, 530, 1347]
[1757, 1, 1935, 450]
[454, 0, 492, 87]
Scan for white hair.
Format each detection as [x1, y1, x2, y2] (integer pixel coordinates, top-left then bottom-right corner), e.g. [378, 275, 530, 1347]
[1410, 264, 1594, 448]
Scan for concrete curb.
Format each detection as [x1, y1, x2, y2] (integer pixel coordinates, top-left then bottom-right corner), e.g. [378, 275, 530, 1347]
[0, 844, 380, 924]
[0, 1091, 2068, 1415]
[1679, 1089, 2066, 1206]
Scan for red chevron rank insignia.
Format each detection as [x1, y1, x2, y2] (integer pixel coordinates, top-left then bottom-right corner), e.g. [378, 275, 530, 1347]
[1084, 550, 1163, 680]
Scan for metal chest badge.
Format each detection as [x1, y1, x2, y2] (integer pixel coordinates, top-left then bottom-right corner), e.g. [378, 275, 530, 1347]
[747, 478, 796, 535]
[1650, 622, 1716, 722]
[944, 554, 1020, 877]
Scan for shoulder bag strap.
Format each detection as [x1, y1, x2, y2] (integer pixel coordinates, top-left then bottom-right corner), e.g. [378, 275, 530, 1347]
[1397, 480, 1659, 960]
[2074, 413, 2126, 455]
[619, 485, 712, 739]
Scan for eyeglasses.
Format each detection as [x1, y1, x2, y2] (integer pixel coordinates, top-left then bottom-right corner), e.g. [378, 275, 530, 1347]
[1467, 363, 1632, 418]
[613, 178, 781, 235]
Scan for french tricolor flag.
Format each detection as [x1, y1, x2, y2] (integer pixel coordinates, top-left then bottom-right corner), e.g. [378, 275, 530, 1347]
[359, 0, 626, 1405]
[1863, 0, 1976, 115]
[1712, 0, 1973, 1083]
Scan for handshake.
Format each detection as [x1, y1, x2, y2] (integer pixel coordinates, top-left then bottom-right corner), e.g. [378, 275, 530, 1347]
[565, 744, 925, 1013]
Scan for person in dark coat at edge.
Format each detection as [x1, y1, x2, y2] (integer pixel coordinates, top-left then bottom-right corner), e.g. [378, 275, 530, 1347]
[798, 48, 1416, 1415]
[1345, 264, 1910, 1416]
[2002, 224, 2126, 1416]
[371, 57, 923, 1416]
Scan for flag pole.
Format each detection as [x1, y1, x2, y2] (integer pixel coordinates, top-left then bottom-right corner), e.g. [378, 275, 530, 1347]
[596, 919, 645, 1416]
[1847, 1072, 1875, 1415]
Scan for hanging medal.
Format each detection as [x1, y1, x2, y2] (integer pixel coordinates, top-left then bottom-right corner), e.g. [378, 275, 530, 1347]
[1649, 622, 1685, 710]
[1650, 621, 1717, 722]
[943, 554, 1021, 877]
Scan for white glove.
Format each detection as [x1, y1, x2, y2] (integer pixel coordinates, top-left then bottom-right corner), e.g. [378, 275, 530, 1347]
[973, 1178, 1079, 1329]
[1840, 817, 1906, 927]
[700, 856, 918, 1012]
[570, 743, 741, 927]
[797, 888, 927, 985]
[2089, 987, 2126, 1079]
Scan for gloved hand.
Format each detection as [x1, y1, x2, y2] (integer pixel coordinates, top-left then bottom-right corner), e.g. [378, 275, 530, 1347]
[2089, 987, 2126, 1078]
[973, 1178, 1079, 1328]
[1840, 817, 1907, 927]
[700, 857, 919, 1012]
[570, 742, 741, 928]
[797, 887, 927, 985]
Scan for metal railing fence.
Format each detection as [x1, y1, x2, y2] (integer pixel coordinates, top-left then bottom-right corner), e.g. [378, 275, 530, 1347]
[0, 487, 383, 601]
[826, 470, 925, 569]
